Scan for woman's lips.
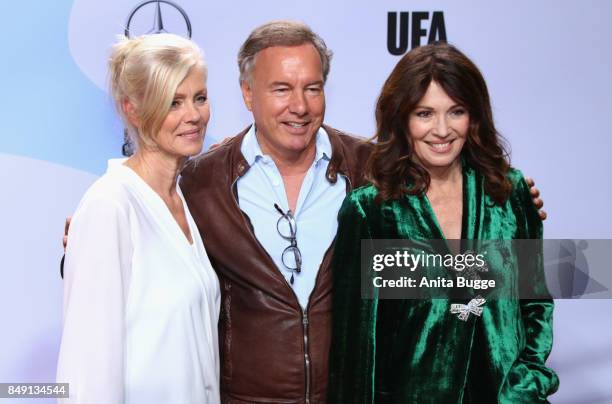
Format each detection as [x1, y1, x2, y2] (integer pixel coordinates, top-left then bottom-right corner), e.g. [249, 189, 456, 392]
[178, 129, 202, 139]
[426, 139, 455, 153]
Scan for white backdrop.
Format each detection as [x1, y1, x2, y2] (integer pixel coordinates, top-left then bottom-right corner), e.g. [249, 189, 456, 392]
[1, 1, 611, 402]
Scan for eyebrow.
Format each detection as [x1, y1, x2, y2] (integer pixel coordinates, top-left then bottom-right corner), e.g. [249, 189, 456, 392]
[414, 103, 463, 109]
[306, 80, 324, 87]
[269, 81, 291, 88]
[173, 88, 207, 98]
[268, 80, 324, 87]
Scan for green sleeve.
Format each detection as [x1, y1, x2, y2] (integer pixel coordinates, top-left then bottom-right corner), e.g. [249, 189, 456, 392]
[328, 194, 378, 404]
[501, 173, 560, 403]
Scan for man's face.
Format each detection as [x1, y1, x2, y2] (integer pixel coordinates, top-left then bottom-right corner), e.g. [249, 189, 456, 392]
[241, 43, 325, 158]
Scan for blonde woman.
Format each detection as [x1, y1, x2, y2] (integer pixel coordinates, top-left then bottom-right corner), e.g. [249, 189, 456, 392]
[57, 34, 220, 403]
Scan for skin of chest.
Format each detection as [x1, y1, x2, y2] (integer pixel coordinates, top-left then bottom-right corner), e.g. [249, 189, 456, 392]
[427, 188, 463, 239]
[282, 172, 308, 212]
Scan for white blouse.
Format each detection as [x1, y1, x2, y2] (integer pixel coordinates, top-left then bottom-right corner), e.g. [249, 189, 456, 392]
[57, 161, 220, 404]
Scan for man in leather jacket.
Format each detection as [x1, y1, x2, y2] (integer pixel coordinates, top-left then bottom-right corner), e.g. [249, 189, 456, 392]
[180, 21, 372, 404]
[181, 20, 544, 404]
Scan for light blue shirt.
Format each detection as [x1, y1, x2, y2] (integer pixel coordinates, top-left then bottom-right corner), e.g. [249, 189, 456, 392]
[237, 125, 347, 309]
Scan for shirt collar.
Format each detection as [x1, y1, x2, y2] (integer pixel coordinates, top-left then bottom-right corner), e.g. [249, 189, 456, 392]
[241, 125, 264, 166]
[315, 126, 332, 163]
[241, 124, 332, 166]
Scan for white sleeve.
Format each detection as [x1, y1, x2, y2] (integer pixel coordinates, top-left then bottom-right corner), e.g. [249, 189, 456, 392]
[56, 193, 132, 404]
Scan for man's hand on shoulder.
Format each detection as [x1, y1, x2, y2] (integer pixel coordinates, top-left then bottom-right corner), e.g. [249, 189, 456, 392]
[63, 217, 71, 250]
[209, 136, 233, 150]
[525, 177, 546, 221]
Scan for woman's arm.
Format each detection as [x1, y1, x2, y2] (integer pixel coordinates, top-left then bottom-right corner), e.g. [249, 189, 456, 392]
[501, 174, 559, 403]
[56, 194, 132, 404]
[328, 194, 377, 404]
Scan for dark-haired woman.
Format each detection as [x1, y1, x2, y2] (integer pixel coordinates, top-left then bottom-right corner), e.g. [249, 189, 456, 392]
[328, 43, 558, 403]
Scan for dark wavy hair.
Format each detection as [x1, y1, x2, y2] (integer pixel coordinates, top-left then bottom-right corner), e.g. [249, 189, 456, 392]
[366, 42, 511, 203]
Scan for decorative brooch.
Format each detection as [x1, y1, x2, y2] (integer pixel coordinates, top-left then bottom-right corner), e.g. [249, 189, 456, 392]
[450, 296, 486, 321]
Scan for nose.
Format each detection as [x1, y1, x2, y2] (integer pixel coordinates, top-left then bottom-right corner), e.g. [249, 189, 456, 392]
[288, 90, 307, 116]
[433, 115, 450, 138]
[184, 101, 201, 123]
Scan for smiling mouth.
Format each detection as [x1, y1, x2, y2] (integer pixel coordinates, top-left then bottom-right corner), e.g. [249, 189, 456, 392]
[178, 128, 202, 137]
[425, 139, 456, 152]
[281, 121, 311, 134]
[284, 121, 309, 128]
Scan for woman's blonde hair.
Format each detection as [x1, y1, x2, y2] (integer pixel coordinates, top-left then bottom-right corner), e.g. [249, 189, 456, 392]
[109, 33, 206, 148]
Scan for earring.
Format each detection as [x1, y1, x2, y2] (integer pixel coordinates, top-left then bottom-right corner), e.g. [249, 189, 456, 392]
[122, 128, 134, 157]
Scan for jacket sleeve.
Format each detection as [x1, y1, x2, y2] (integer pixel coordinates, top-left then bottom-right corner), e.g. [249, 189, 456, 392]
[327, 194, 377, 404]
[501, 174, 559, 403]
[56, 194, 132, 404]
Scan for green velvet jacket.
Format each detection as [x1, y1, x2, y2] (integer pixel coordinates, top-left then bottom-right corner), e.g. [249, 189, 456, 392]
[328, 164, 559, 404]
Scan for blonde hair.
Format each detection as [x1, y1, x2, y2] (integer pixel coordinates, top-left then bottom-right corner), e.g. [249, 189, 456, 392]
[109, 33, 206, 148]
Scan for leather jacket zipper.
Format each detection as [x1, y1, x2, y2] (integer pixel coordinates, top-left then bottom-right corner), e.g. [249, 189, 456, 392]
[303, 173, 353, 404]
[302, 308, 311, 404]
[231, 177, 313, 402]
[230, 172, 354, 404]
[302, 173, 354, 404]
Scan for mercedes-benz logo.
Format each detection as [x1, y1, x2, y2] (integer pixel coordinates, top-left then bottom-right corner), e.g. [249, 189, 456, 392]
[125, 0, 192, 38]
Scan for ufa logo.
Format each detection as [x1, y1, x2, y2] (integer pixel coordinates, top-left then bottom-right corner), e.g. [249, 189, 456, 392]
[387, 11, 447, 55]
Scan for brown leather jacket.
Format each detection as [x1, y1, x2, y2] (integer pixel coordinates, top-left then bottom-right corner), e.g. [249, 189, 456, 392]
[180, 125, 372, 404]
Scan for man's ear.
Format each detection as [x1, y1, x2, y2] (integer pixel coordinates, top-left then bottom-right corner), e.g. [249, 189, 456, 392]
[240, 80, 254, 112]
[122, 99, 140, 127]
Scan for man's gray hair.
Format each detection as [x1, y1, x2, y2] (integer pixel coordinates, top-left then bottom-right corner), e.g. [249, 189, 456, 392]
[238, 20, 333, 84]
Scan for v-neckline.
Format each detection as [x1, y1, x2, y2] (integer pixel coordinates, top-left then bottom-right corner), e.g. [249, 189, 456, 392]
[118, 164, 195, 247]
[421, 166, 469, 242]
